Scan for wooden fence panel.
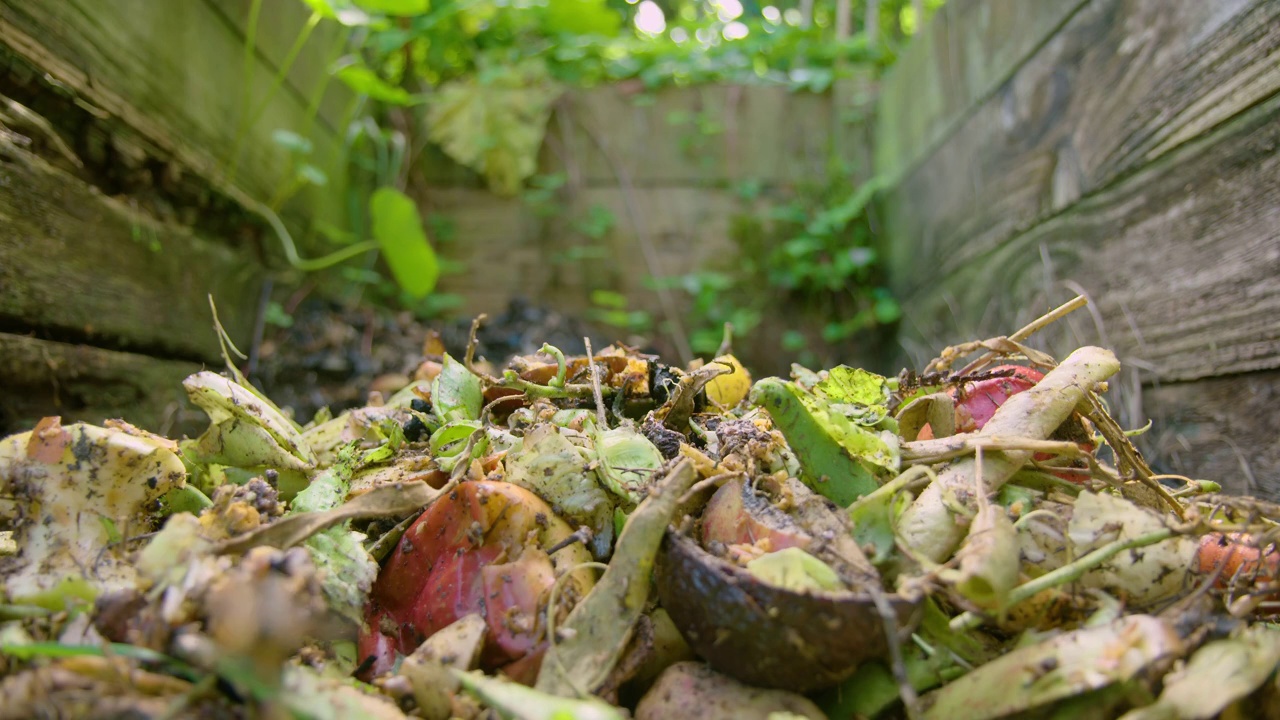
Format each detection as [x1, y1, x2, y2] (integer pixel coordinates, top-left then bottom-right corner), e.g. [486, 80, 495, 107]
[878, 0, 1280, 495]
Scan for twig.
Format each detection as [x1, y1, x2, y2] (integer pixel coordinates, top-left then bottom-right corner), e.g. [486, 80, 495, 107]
[584, 337, 607, 427]
[465, 314, 487, 373]
[869, 583, 920, 720]
[952, 295, 1089, 376]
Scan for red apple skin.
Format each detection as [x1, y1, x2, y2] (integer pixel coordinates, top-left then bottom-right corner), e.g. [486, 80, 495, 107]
[953, 365, 1044, 433]
[358, 480, 592, 680]
[700, 477, 812, 552]
[918, 365, 1094, 482]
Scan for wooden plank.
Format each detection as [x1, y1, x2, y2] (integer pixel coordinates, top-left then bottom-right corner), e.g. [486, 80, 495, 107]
[0, 138, 264, 361]
[894, 87, 1280, 384]
[422, 185, 738, 311]
[0, 333, 203, 439]
[875, 0, 1088, 183]
[0, 0, 347, 228]
[539, 85, 866, 188]
[883, 0, 1280, 302]
[1143, 370, 1280, 500]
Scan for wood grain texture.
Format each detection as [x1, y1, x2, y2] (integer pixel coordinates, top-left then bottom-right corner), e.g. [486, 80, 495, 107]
[895, 88, 1280, 382]
[422, 185, 741, 315]
[876, 0, 1088, 183]
[0, 333, 204, 438]
[882, 0, 1280, 384]
[564, 83, 873, 187]
[0, 0, 347, 228]
[1142, 371, 1280, 499]
[0, 139, 264, 362]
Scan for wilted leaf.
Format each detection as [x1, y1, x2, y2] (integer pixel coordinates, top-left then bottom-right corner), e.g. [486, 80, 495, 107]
[594, 425, 664, 503]
[182, 372, 316, 472]
[921, 615, 1184, 720]
[426, 59, 562, 195]
[1067, 491, 1199, 606]
[370, 187, 438, 299]
[0, 422, 185, 600]
[506, 424, 614, 557]
[1120, 626, 1280, 720]
[212, 480, 441, 555]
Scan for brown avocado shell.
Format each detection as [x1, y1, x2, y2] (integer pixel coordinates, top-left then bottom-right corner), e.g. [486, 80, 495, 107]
[655, 528, 922, 693]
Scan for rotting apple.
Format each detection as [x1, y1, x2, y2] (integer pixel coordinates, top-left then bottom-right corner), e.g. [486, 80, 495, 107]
[919, 365, 1095, 481]
[358, 480, 594, 682]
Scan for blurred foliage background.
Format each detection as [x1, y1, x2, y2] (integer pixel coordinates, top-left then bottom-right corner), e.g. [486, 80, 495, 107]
[243, 0, 945, 372]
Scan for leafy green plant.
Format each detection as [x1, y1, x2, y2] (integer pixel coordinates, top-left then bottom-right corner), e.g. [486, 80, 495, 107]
[663, 173, 901, 359]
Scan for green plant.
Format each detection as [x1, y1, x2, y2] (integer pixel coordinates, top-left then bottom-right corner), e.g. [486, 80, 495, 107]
[245, 0, 940, 326]
[662, 173, 901, 360]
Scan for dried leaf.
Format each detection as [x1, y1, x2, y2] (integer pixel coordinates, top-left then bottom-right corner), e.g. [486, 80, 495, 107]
[213, 481, 440, 555]
[536, 460, 698, 696]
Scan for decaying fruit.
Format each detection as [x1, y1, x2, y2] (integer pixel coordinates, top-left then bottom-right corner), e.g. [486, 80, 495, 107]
[656, 476, 920, 692]
[359, 480, 594, 681]
[919, 365, 1095, 481]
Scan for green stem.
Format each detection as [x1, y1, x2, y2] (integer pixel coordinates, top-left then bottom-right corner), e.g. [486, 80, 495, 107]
[498, 371, 604, 400]
[229, 10, 323, 182]
[228, 0, 264, 184]
[253, 199, 378, 272]
[950, 528, 1174, 632]
[540, 343, 568, 387]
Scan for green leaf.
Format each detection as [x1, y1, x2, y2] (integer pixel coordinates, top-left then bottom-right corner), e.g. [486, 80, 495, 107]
[816, 366, 888, 406]
[297, 0, 339, 19]
[540, 0, 622, 36]
[746, 547, 844, 592]
[590, 289, 628, 310]
[271, 129, 313, 155]
[297, 163, 328, 186]
[353, 0, 428, 16]
[431, 353, 482, 423]
[750, 378, 898, 506]
[333, 61, 417, 105]
[370, 186, 438, 298]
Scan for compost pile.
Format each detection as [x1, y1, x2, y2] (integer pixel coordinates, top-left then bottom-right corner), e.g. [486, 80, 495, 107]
[2, 298, 1279, 720]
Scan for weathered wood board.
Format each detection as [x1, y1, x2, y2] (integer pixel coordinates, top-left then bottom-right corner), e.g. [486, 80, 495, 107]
[1144, 370, 1280, 500]
[882, 0, 1280, 365]
[0, 138, 264, 363]
[0, 0, 349, 229]
[0, 333, 204, 438]
[420, 84, 873, 190]
[878, 0, 1280, 495]
[876, 0, 1089, 184]
[560, 84, 867, 188]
